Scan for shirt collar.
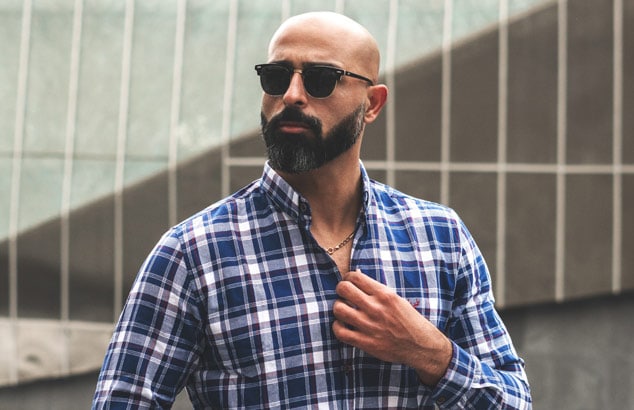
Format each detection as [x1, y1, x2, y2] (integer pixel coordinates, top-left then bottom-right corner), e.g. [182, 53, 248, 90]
[260, 160, 373, 221]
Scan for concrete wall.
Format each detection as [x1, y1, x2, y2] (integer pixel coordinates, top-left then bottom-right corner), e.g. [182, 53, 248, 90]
[501, 293, 634, 409]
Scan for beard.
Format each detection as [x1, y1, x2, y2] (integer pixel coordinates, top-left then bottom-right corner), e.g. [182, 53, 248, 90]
[260, 104, 365, 174]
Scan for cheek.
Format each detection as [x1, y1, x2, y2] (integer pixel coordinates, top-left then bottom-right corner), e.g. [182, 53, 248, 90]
[260, 94, 280, 116]
[319, 104, 354, 133]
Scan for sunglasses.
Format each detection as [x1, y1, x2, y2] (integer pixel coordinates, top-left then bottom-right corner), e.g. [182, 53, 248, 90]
[255, 63, 374, 99]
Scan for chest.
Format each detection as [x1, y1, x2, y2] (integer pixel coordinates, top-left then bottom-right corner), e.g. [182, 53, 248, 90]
[200, 235, 453, 360]
[195, 208, 458, 368]
[329, 247, 352, 275]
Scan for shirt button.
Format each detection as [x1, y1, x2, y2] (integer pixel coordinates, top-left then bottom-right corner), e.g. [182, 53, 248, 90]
[299, 202, 307, 213]
[343, 362, 353, 374]
[436, 396, 446, 405]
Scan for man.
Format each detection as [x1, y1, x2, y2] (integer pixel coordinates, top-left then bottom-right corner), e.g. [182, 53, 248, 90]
[93, 12, 531, 409]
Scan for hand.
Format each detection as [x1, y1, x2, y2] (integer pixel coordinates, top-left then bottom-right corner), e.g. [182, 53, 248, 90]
[332, 270, 453, 386]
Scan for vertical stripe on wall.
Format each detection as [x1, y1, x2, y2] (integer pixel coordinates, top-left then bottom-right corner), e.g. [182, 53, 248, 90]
[385, 0, 399, 188]
[168, 0, 187, 228]
[496, 0, 509, 307]
[441, 0, 453, 206]
[60, 0, 84, 376]
[114, 0, 135, 320]
[221, 0, 238, 198]
[8, 0, 33, 385]
[612, 0, 623, 293]
[555, 0, 568, 302]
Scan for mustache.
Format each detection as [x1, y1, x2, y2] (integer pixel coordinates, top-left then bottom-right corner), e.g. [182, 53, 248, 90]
[261, 107, 322, 135]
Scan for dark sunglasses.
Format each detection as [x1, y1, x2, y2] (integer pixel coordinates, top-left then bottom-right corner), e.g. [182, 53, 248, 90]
[254, 63, 374, 98]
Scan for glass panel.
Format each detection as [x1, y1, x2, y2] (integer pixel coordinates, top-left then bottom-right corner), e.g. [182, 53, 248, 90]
[506, 173, 557, 305]
[17, 217, 61, 319]
[623, 175, 634, 290]
[0, 158, 11, 239]
[74, 0, 125, 157]
[289, 0, 337, 15]
[566, 0, 613, 164]
[121, 172, 169, 296]
[125, 0, 176, 160]
[0, 240, 7, 316]
[18, 157, 64, 231]
[394, 57, 442, 162]
[23, 0, 74, 155]
[397, 0, 445, 66]
[178, 0, 230, 160]
[177, 149, 222, 221]
[565, 175, 613, 298]
[69, 195, 115, 322]
[0, 1, 23, 154]
[452, 0, 500, 41]
[230, 0, 283, 138]
[229, 165, 262, 193]
[624, 0, 634, 164]
[394, 170, 441, 204]
[450, 28, 499, 163]
[124, 158, 165, 184]
[507, 3, 558, 163]
[509, 0, 549, 16]
[71, 158, 116, 209]
[448, 172, 498, 279]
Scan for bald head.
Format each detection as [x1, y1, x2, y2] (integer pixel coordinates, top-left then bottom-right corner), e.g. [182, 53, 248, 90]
[268, 12, 381, 83]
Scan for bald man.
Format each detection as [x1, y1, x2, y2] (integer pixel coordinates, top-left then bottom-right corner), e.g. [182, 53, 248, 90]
[93, 12, 531, 409]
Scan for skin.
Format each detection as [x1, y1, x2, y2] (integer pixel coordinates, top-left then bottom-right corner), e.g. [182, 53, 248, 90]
[260, 12, 452, 387]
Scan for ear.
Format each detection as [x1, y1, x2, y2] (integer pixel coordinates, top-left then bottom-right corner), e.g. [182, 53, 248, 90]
[363, 84, 388, 124]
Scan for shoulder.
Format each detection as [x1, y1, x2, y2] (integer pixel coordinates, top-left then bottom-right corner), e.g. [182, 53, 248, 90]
[369, 179, 460, 222]
[165, 179, 266, 245]
[367, 179, 479, 249]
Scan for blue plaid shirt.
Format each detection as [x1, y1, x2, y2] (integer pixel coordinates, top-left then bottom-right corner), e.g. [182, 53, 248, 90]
[93, 162, 531, 409]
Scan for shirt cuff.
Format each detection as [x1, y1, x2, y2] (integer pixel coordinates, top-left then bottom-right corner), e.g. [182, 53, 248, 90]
[427, 341, 478, 409]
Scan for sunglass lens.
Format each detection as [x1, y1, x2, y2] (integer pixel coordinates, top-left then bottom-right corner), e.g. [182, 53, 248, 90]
[260, 65, 291, 95]
[303, 67, 338, 98]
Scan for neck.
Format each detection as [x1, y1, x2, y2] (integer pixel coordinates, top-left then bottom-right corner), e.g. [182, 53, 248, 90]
[278, 156, 363, 230]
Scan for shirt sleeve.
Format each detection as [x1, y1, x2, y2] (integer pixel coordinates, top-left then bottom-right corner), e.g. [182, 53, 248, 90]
[426, 217, 532, 409]
[92, 230, 204, 409]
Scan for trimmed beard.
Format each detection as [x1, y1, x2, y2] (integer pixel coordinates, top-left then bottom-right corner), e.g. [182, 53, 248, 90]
[261, 104, 365, 174]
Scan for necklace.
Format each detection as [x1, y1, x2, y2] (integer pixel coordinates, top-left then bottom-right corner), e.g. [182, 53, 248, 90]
[325, 229, 356, 255]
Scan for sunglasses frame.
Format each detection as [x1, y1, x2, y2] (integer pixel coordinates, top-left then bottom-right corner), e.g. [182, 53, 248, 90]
[255, 63, 374, 98]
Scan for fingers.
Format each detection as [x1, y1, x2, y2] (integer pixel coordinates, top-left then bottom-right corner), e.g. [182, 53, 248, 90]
[335, 279, 368, 310]
[339, 269, 386, 296]
[336, 269, 386, 308]
[332, 318, 359, 344]
[336, 270, 395, 313]
[333, 272, 391, 336]
[332, 299, 367, 330]
[332, 301, 373, 348]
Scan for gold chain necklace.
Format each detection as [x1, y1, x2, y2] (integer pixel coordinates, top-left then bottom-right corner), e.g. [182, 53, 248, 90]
[325, 229, 356, 255]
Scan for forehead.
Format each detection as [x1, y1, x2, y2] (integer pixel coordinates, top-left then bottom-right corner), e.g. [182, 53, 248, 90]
[267, 21, 356, 66]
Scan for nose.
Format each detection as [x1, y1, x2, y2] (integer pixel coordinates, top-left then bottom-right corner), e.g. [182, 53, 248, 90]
[282, 70, 308, 107]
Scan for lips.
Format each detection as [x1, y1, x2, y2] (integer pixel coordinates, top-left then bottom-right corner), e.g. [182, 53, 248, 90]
[278, 121, 312, 134]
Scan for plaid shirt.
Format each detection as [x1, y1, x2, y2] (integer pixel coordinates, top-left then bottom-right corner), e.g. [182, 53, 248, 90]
[93, 162, 531, 409]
